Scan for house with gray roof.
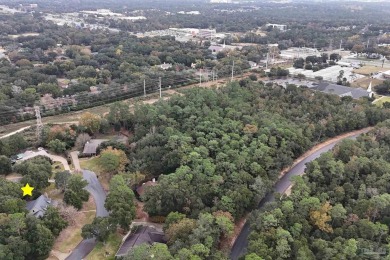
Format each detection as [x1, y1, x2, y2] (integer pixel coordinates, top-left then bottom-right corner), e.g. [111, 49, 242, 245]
[311, 82, 373, 99]
[82, 139, 108, 156]
[115, 225, 166, 258]
[26, 194, 52, 218]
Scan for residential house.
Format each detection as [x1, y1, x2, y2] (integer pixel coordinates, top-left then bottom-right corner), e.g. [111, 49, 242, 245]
[40, 94, 77, 110]
[82, 139, 108, 156]
[115, 225, 166, 258]
[26, 194, 52, 218]
[248, 61, 257, 68]
[160, 62, 172, 70]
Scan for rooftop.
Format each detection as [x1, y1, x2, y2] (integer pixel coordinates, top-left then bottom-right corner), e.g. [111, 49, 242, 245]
[82, 139, 108, 155]
[115, 225, 166, 257]
[311, 82, 371, 99]
[26, 194, 52, 218]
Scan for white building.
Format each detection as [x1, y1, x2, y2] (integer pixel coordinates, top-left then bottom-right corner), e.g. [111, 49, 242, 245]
[266, 23, 287, 31]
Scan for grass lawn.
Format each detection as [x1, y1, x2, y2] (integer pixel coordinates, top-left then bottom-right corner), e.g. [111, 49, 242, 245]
[80, 157, 102, 175]
[373, 96, 390, 107]
[86, 232, 123, 260]
[353, 66, 384, 76]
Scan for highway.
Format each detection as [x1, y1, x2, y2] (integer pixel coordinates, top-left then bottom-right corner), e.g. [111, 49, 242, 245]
[230, 129, 371, 259]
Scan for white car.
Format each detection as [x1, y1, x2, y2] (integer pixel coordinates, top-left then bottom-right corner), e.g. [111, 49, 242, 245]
[38, 147, 45, 151]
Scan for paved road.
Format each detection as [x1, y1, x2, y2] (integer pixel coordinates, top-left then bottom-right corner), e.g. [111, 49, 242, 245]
[65, 170, 109, 260]
[20, 150, 71, 171]
[230, 130, 369, 260]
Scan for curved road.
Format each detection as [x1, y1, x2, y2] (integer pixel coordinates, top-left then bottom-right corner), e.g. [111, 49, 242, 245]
[65, 170, 109, 260]
[230, 129, 370, 260]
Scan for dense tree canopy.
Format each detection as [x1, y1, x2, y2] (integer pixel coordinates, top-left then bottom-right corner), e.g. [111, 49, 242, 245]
[246, 123, 390, 259]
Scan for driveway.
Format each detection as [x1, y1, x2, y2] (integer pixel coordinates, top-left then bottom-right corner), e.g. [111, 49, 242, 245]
[65, 170, 109, 260]
[70, 151, 81, 172]
[230, 129, 371, 259]
[20, 150, 70, 171]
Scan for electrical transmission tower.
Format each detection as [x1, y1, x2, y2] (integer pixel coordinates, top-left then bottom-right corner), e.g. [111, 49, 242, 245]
[34, 106, 43, 143]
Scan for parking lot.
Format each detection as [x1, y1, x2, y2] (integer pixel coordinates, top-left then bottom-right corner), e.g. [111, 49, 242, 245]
[288, 65, 365, 82]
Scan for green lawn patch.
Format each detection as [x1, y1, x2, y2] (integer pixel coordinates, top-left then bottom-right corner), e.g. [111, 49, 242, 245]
[86, 232, 123, 260]
[373, 96, 390, 107]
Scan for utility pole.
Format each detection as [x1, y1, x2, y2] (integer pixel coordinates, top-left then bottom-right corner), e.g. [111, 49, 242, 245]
[34, 106, 43, 144]
[143, 78, 146, 97]
[231, 60, 234, 81]
[159, 77, 162, 98]
[199, 69, 202, 87]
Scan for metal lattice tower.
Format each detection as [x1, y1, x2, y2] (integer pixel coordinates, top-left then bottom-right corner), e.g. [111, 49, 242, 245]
[34, 106, 43, 143]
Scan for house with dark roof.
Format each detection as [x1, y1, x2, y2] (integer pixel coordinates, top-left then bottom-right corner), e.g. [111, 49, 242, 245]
[26, 194, 52, 218]
[115, 225, 166, 258]
[82, 139, 108, 156]
[311, 82, 373, 99]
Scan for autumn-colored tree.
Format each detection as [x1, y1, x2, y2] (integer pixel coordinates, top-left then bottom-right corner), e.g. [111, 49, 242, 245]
[166, 218, 197, 245]
[309, 201, 333, 233]
[79, 112, 101, 134]
[99, 146, 128, 173]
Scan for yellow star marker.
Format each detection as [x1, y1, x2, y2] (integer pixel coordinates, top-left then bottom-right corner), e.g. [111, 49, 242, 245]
[21, 183, 34, 196]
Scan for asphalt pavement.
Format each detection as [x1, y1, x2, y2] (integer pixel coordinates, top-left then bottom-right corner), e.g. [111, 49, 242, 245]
[230, 131, 368, 260]
[65, 170, 109, 260]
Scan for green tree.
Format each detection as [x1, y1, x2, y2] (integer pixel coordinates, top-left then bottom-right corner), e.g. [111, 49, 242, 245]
[81, 217, 114, 242]
[42, 206, 68, 236]
[64, 175, 89, 210]
[245, 253, 264, 260]
[54, 171, 71, 192]
[123, 243, 173, 260]
[47, 139, 67, 154]
[0, 155, 12, 175]
[105, 175, 136, 231]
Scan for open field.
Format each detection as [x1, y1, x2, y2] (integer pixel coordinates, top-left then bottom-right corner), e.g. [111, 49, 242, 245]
[86, 232, 123, 260]
[351, 77, 384, 89]
[353, 66, 385, 76]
